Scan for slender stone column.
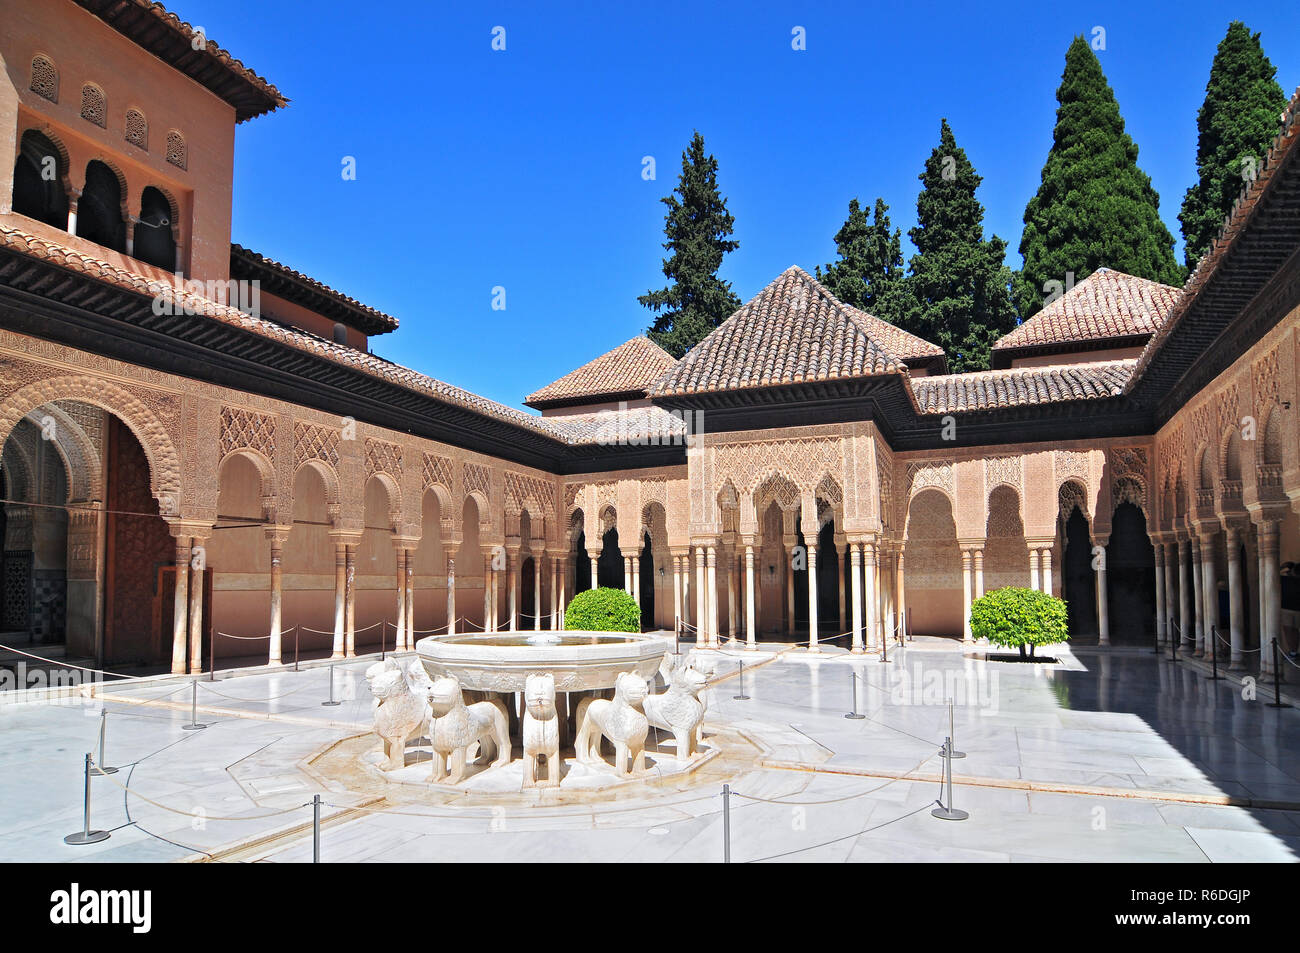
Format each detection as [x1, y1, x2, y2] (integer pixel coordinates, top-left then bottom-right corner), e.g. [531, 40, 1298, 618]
[1041, 548, 1053, 598]
[446, 555, 457, 636]
[395, 549, 408, 651]
[707, 545, 719, 647]
[1154, 542, 1167, 644]
[745, 545, 756, 649]
[1179, 539, 1193, 650]
[895, 551, 906, 640]
[850, 542, 864, 653]
[695, 547, 706, 647]
[961, 549, 973, 642]
[1165, 541, 1179, 645]
[784, 536, 796, 635]
[1191, 537, 1204, 655]
[535, 553, 544, 631]
[344, 545, 357, 657]
[727, 550, 738, 641]
[483, 552, 493, 632]
[1029, 548, 1040, 592]
[681, 553, 690, 625]
[631, 553, 640, 606]
[807, 544, 819, 651]
[673, 555, 683, 628]
[974, 549, 984, 600]
[589, 549, 598, 590]
[189, 539, 206, 673]
[406, 550, 414, 645]
[1259, 520, 1281, 677]
[1226, 528, 1243, 668]
[1096, 537, 1109, 646]
[865, 542, 878, 652]
[267, 530, 287, 664]
[171, 536, 191, 674]
[1202, 533, 1218, 661]
[332, 541, 346, 659]
[837, 541, 847, 636]
[509, 551, 520, 631]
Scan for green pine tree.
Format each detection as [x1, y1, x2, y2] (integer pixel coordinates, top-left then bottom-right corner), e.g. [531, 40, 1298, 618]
[1179, 22, 1287, 270]
[815, 197, 907, 323]
[1016, 37, 1184, 318]
[640, 131, 741, 358]
[903, 119, 1017, 373]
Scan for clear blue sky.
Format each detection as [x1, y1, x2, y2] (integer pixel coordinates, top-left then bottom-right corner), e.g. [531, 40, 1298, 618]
[188, 0, 1300, 408]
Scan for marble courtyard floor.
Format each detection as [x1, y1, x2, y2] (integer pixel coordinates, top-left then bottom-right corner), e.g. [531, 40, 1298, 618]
[2, 637, 1299, 863]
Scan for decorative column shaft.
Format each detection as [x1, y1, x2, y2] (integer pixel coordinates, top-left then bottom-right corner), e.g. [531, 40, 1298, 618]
[332, 541, 346, 659]
[1260, 521, 1281, 676]
[745, 546, 756, 649]
[534, 553, 543, 631]
[1040, 548, 1053, 598]
[395, 549, 408, 651]
[1226, 529, 1243, 668]
[1191, 538, 1204, 655]
[807, 544, 819, 651]
[189, 539, 206, 673]
[1154, 543, 1167, 644]
[961, 550, 973, 642]
[850, 543, 864, 653]
[695, 547, 706, 647]
[706, 545, 719, 647]
[268, 536, 284, 664]
[447, 555, 457, 636]
[344, 545, 357, 657]
[1029, 548, 1040, 592]
[1179, 539, 1192, 650]
[1096, 539, 1110, 647]
[171, 537, 191, 675]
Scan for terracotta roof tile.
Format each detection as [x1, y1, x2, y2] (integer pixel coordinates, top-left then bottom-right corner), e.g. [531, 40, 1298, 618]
[230, 243, 399, 334]
[993, 269, 1181, 353]
[653, 266, 918, 397]
[0, 225, 567, 440]
[543, 405, 689, 446]
[911, 360, 1135, 414]
[525, 337, 677, 407]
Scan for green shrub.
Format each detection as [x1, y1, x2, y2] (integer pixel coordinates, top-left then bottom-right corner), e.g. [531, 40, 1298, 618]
[564, 587, 641, 632]
[968, 586, 1068, 658]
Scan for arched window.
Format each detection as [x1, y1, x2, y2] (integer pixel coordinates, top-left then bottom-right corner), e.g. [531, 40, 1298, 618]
[80, 84, 107, 128]
[133, 187, 175, 270]
[11, 130, 68, 229]
[124, 108, 147, 150]
[29, 55, 58, 102]
[165, 131, 186, 170]
[76, 160, 125, 252]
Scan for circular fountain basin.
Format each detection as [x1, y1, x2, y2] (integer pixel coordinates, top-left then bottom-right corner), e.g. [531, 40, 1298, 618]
[415, 631, 667, 694]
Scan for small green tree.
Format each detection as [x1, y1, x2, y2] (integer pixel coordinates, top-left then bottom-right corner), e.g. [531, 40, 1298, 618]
[564, 587, 641, 632]
[815, 197, 907, 324]
[968, 587, 1068, 659]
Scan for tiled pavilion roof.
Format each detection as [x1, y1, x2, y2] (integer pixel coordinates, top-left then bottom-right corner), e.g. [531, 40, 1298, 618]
[230, 244, 399, 336]
[653, 266, 926, 397]
[910, 360, 1135, 414]
[992, 269, 1181, 365]
[525, 337, 677, 408]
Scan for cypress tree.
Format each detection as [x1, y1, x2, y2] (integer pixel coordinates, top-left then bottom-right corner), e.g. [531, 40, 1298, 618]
[1016, 37, 1183, 318]
[1179, 22, 1287, 270]
[815, 197, 906, 323]
[640, 131, 741, 358]
[903, 119, 1017, 373]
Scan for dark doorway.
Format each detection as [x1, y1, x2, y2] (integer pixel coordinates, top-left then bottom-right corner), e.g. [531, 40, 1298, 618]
[520, 555, 535, 628]
[638, 532, 655, 630]
[1107, 502, 1155, 645]
[597, 527, 623, 590]
[1063, 508, 1097, 638]
[574, 530, 590, 592]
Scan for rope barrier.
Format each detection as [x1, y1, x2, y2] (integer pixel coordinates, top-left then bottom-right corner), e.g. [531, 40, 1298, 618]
[215, 631, 273, 641]
[0, 641, 135, 680]
[745, 801, 936, 863]
[731, 749, 939, 807]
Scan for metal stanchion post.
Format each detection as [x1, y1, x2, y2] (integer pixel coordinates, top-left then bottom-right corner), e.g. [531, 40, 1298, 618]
[946, 698, 965, 759]
[880, 626, 889, 663]
[182, 678, 208, 730]
[294, 625, 300, 672]
[1170, 621, 1178, 662]
[931, 738, 968, 821]
[313, 794, 321, 863]
[64, 753, 110, 845]
[906, 605, 913, 642]
[845, 670, 865, 719]
[1268, 642, 1291, 709]
[322, 663, 341, 707]
[733, 660, 749, 701]
[1206, 626, 1224, 681]
[96, 709, 118, 775]
[722, 784, 731, 864]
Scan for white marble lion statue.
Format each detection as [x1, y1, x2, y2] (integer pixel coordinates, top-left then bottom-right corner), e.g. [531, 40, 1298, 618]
[366, 658, 432, 771]
[644, 656, 709, 762]
[575, 672, 649, 777]
[522, 672, 561, 788]
[426, 674, 511, 784]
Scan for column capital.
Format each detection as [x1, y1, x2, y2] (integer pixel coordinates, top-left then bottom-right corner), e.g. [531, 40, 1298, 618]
[263, 524, 293, 546]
